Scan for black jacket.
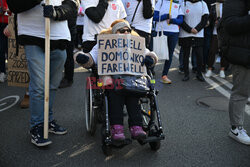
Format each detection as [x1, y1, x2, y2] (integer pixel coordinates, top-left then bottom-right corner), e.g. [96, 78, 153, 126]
[222, 0, 250, 67]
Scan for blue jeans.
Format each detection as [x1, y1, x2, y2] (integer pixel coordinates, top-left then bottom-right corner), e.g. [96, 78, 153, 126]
[25, 45, 66, 128]
[162, 33, 179, 76]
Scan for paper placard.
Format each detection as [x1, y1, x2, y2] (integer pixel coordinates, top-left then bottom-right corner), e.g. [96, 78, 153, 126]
[97, 34, 146, 76]
[7, 15, 29, 87]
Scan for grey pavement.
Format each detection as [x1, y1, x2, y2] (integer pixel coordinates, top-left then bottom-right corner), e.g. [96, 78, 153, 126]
[0, 57, 250, 167]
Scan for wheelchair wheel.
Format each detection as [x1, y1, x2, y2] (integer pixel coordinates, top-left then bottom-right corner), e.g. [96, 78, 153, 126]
[85, 77, 97, 136]
[149, 141, 161, 151]
[149, 129, 161, 151]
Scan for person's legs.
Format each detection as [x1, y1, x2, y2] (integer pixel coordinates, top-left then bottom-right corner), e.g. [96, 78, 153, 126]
[162, 33, 179, 77]
[0, 23, 8, 74]
[193, 46, 205, 82]
[107, 90, 125, 140]
[125, 96, 142, 127]
[25, 46, 66, 128]
[228, 65, 250, 145]
[59, 38, 75, 88]
[229, 65, 250, 127]
[203, 26, 213, 68]
[206, 35, 218, 77]
[182, 46, 191, 81]
[125, 95, 146, 139]
[107, 90, 125, 125]
[179, 46, 184, 73]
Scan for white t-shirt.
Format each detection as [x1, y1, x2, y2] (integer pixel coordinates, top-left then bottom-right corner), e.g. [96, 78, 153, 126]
[155, 0, 184, 33]
[82, 0, 127, 42]
[76, 2, 85, 26]
[213, 3, 223, 35]
[122, 0, 155, 33]
[179, 1, 209, 38]
[18, 1, 71, 41]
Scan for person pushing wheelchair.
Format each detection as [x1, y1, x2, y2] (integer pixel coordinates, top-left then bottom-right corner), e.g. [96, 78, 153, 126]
[74, 19, 158, 142]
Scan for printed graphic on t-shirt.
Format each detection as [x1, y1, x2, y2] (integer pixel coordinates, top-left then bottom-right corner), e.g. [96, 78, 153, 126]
[179, 1, 209, 38]
[112, 4, 117, 10]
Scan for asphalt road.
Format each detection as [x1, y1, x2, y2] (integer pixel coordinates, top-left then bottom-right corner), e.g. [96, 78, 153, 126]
[0, 56, 250, 167]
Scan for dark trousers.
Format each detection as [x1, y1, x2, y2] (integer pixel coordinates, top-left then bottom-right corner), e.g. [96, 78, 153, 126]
[183, 46, 203, 76]
[0, 23, 8, 73]
[64, 35, 76, 81]
[134, 28, 151, 49]
[107, 90, 142, 127]
[203, 26, 213, 66]
[76, 25, 83, 48]
[207, 35, 228, 68]
[82, 40, 97, 53]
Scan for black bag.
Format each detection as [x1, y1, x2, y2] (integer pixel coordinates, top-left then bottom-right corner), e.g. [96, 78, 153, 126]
[113, 75, 150, 96]
[6, 0, 42, 14]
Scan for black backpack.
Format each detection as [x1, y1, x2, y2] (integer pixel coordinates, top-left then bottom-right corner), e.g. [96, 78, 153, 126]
[6, 0, 42, 14]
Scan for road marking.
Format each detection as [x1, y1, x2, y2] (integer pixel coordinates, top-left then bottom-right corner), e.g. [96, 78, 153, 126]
[0, 95, 20, 112]
[173, 49, 250, 115]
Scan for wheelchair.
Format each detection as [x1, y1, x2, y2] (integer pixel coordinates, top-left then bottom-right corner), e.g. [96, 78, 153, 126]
[84, 66, 165, 155]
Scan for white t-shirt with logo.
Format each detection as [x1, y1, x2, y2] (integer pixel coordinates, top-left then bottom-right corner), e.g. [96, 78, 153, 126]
[122, 0, 155, 33]
[18, 1, 70, 41]
[179, 1, 209, 38]
[82, 0, 127, 42]
[155, 0, 184, 33]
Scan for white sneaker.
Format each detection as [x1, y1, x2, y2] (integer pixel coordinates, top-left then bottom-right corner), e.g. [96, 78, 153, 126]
[229, 127, 250, 145]
[0, 73, 6, 83]
[205, 70, 212, 78]
[216, 56, 221, 63]
[219, 70, 225, 78]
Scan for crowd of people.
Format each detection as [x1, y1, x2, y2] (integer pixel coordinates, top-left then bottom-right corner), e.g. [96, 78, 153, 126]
[0, 0, 250, 148]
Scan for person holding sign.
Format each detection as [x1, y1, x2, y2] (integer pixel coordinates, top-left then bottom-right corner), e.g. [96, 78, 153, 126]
[17, 0, 79, 147]
[74, 19, 158, 141]
[153, 0, 184, 84]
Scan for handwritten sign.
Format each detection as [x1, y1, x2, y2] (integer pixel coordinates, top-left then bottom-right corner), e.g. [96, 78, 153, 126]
[7, 15, 29, 87]
[97, 34, 146, 76]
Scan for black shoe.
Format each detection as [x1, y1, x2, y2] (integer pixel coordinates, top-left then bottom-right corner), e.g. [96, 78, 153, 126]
[59, 78, 73, 88]
[30, 124, 52, 147]
[178, 68, 184, 74]
[49, 120, 67, 135]
[182, 75, 189, 81]
[196, 75, 205, 82]
[192, 67, 197, 73]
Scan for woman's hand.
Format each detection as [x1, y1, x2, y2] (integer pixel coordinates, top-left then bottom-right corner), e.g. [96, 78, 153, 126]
[191, 28, 198, 34]
[3, 26, 11, 37]
[167, 15, 172, 24]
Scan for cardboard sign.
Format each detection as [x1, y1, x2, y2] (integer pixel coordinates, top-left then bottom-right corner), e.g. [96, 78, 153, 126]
[97, 34, 146, 76]
[7, 15, 29, 87]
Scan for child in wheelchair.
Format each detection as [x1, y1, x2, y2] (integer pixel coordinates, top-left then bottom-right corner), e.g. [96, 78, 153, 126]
[74, 19, 161, 148]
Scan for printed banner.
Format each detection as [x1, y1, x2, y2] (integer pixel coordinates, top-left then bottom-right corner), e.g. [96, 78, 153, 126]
[97, 34, 146, 76]
[7, 15, 29, 87]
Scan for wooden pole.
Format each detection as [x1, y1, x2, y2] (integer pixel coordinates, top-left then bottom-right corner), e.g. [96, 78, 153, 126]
[44, 0, 50, 139]
[168, 0, 173, 25]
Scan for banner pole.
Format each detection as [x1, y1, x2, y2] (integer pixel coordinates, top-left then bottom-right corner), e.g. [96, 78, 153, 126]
[168, 0, 173, 25]
[44, 0, 50, 139]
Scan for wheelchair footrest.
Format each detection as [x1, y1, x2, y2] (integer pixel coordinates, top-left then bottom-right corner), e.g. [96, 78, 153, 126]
[111, 138, 132, 148]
